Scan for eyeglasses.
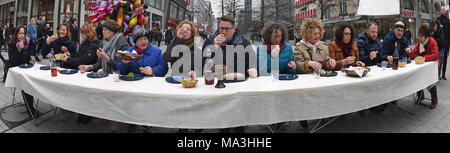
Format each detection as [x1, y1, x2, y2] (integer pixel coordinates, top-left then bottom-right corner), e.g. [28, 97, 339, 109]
[344, 32, 352, 36]
[272, 35, 282, 39]
[219, 26, 234, 32]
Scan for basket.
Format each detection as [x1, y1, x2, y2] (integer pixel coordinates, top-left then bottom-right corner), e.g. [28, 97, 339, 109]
[181, 79, 198, 88]
[415, 56, 425, 64]
[345, 68, 370, 77]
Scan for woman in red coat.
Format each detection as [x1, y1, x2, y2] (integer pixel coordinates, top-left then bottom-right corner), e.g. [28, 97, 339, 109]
[406, 24, 439, 109]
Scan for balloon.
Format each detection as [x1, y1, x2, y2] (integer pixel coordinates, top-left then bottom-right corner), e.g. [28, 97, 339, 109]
[88, 13, 98, 18]
[134, 0, 141, 9]
[125, 15, 130, 22]
[138, 14, 145, 25]
[88, 7, 98, 11]
[129, 35, 135, 46]
[123, 21, 129, 33]
[132, 25, 140, 33]
[116, 7, 124, 27]
[129, 17, 138, 29]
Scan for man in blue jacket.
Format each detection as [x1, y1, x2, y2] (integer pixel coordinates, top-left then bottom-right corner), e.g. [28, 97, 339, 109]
[28, 18, 38, 61]
[381, 21, 412, 63]
[357, 22, 383, 66]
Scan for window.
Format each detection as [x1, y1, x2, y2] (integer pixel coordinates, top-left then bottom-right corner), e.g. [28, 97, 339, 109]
[435, 3, 441, 16]
[421, 1, 429, 14]
[170, 5, 177, 18]
[403, 0, 414, 10]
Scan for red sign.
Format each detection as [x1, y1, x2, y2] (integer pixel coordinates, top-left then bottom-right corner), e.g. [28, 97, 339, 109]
[168, 19, 177, 25]
[403, 10, 415, 17]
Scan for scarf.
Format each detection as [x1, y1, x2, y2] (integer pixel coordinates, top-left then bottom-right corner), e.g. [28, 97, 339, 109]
[336, 40, 353, 57]
[419, 37, 429, 54]
[101, 33, 122, 73]
[300, 40, 320, 52]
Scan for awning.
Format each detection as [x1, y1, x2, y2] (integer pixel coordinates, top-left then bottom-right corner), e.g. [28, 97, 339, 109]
[356, 0, 400, 16]
[323, 15, 362, 24]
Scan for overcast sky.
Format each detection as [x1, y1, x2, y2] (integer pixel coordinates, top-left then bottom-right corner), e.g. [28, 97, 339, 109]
[210, 0, 260, 17]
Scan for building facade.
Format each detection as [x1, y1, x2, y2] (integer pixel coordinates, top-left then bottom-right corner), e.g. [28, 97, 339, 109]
[294, 0, 449, 42]
[165, 0, 192, 30]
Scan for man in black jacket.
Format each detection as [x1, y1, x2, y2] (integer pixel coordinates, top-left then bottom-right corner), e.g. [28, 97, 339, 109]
[201, 15, 257, 133]
[437, 6, 450, 80]
[357, 22, 383, 66]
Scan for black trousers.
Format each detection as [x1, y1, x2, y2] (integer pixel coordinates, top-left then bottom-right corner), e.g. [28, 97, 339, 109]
[36, 39, 45, 57]
[443, 47, 449, 77]
[21, 90, 36, 118]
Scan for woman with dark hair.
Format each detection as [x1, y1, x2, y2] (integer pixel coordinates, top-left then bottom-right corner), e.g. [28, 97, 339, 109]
[257, 23, 296, 76]
[8, 26, 38, 119]
[328, 23, 365, 71]
[406, 23, 439, 109]
[78, 20, 129, 74]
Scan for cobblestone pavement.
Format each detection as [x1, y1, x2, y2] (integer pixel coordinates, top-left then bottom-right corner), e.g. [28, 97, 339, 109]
[1, 43, 450, 133]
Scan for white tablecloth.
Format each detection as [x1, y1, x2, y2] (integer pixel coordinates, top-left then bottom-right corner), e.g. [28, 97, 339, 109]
[5, 62, 438, 129]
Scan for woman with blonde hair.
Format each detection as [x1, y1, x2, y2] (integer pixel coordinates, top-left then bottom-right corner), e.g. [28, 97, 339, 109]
[293, 19, 337, 129]
[163, 20, 199, 77]
[294, 18, 336, 74]
[62, 23, 101, 70]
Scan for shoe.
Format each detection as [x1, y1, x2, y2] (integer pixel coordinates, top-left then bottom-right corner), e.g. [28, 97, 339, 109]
[415, 92, 425, 105]
[431, 99, 438, 109]
[442, 76, 447, 80]
[111, 122, 121, 132]
[369, 104, 387, 113]
[300, 120, 308, 129]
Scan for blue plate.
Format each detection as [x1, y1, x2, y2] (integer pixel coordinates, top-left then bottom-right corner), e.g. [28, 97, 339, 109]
[166, 76, 191, 84]
[377, 63, 393, 68]
[279, 74, 299, 80]
[40, 65, 50, 70]
[223, 76, 248, 83]
[19, 64, 33, 69]
[407, 59, 411, 64]
[59, 69, 78, 74]
[120, 74, 144, 81]
[87, 72, 109, 78]
[320, 71, 338, 77]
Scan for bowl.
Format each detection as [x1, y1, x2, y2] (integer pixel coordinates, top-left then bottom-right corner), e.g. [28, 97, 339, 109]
[345, 67, 370, 77]
[54, 53, 65, 60]
[181, 79, 198, 88]
[415, 56, 425, 64]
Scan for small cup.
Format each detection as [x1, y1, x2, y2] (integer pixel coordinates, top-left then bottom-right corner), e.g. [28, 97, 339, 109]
[313, 69, 321, 79]
[51, 67, 58, 77]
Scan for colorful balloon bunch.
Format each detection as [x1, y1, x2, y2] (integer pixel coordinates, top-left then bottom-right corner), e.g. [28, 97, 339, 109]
[86, 0, 150, 44]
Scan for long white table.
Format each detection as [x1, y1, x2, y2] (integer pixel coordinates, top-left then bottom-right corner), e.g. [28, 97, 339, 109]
[4, 62, 438, 129]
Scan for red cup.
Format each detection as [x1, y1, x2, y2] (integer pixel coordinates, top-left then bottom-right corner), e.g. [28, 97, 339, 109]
[51, 67, 58, 77]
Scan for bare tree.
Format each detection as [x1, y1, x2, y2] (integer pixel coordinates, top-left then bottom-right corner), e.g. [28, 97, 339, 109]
[223, 0, 245, 19]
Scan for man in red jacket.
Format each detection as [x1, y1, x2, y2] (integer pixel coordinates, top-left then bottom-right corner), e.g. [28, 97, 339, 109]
[406, 24, 439, 109]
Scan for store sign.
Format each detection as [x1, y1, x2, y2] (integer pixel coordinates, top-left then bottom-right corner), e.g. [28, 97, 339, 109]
[9, 6, 15, 12]
[296, 8, 316, 20]
[403, 10, 415, 18]
[17, 11, 27, 18]
[168, 19, 177, 25]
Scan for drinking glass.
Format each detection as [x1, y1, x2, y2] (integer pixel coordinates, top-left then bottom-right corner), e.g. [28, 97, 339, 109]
[313, 69, 321, 79]
[382, 61, 388, 70]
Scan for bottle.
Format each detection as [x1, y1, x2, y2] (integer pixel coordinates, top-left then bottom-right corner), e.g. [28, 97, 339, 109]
[392, 42, 399, 70]
[204, 52, 215, 85]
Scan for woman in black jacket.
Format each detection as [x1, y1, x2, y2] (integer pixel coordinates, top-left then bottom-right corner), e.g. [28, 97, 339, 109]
[62, 23, 100, 69]
[163, 20, 199, 77]
[8, 26, 37, 119]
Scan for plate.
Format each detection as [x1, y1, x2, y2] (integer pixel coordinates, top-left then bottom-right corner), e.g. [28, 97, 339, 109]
[19, 64, 33, 69]
[165, 76, 191, 84]
[223, 76, 248, 83]
[59, 69, 78, 74]
[320, 71, 338, 77]
[377, 63, 393, 68]
[87, 72, 109, 78]
[120, 74, 144, 81]
[40, 65, 51, 70]
[278, 74, 298, 80]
